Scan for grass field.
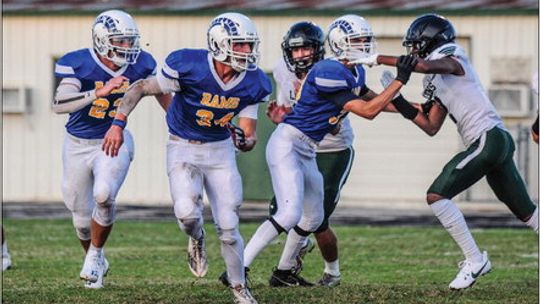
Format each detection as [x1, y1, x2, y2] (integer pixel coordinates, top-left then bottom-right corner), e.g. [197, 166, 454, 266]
[1, 219, 538, 304]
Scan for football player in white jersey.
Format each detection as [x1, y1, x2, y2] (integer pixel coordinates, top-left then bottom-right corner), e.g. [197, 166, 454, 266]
[355, 13, 539, 290]
[241, 15, 417, 288]
[102, 12, 271, 304]
[266, 21, 356, 287]
[53, 10, 171, 288]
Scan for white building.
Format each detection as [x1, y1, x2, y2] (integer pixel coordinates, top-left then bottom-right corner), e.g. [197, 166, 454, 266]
[3, 5, 538, 206]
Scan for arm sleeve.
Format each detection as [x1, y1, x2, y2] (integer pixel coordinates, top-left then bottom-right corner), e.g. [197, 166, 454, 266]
[117, 77, 165, 117]
[53, 78, 97, 114]
[238, 103, 259, 119]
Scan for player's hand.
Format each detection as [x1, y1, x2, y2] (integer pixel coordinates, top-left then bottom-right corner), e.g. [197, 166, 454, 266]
[350, 53, 379, 67]
[96, 76, 129, 98]
[395, 55, 418, 85]
[266, 100, 292, 124]
[380, 70, 402, 100]
[102, 125, 124, 157]
[226, 123, 255, 152]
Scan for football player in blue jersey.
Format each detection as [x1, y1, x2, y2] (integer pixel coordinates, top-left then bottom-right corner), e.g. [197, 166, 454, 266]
[53, 9, 171, 289]
[102, 12, 271, 304]
[242, 15, 418, 287]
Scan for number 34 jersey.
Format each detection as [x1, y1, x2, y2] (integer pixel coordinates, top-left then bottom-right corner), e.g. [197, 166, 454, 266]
[55, 48, 157, 139]
[160, 49, 272, 142]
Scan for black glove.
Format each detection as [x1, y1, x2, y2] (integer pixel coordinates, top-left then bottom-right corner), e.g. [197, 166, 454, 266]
[226, 123, 246, 149]
[421, 100, 436, 115]
[395, 55, 418, 85]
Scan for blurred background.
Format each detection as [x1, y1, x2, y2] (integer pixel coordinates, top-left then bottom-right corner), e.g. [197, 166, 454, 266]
[2, 0, 538, 209]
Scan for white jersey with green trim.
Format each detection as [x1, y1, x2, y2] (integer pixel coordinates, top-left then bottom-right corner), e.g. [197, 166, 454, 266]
[423, 43, 505, 147]
[272, 58, 354, 152]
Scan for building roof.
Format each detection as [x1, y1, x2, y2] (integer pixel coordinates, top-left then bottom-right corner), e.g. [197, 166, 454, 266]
[3, 0, 538, 15]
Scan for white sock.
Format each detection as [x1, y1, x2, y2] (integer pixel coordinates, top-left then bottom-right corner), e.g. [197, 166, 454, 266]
[324, 259, 340, 277]
[89, 244, 103, 255]
[430, 199, 482, 263]
[525, 207, 538, 233]
[221, 232, 245, 286]
[243, 220, 280, 267]
[277, 228, 306, 270]
[2, 241, 8, 257]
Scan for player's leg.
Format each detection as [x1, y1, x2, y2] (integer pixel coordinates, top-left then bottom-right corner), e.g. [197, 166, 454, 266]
[204, 140, 255, 302]
[313, 147, 355, 286]
[485, 129, 537, 232]
[2, 226, 11, 271]
[272, 153, 323, 287]
[244, 126, 304, 268]
[428, 128, 510, 289]
[167, 139, 207, 277]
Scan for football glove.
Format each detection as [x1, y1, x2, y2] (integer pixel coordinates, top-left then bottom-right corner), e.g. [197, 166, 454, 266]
[226, 123, 247, 150]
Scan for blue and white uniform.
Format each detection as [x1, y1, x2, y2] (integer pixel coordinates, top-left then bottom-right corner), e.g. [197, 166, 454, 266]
[54, 48, 156, 236]
[156, 48, 271, 285]
[267, 58, 364, 232]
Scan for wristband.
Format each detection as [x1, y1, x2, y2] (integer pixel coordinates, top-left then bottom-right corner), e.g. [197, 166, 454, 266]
[112, 119, 127, 129]
[392, 95, 418, 120]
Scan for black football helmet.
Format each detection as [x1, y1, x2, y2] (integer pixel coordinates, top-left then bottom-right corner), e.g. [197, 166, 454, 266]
[402, 14, 456, 58]
[281, 21, 325, 74]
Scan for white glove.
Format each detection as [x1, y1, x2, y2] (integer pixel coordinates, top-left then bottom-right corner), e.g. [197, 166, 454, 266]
[380, 70, 400, 100]
[350, 53, 379, 67]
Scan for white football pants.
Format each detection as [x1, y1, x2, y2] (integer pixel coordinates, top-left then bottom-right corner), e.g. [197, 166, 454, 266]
[62, 130, 134, 239]
[167, 135, 245, 285]
[267, 123, 324, 232]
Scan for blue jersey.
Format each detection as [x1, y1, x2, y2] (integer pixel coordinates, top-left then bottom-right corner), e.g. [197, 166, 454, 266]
[284, 59, 365, 142]
[55, 48, 157, 139]
[162, 49, 272, 142]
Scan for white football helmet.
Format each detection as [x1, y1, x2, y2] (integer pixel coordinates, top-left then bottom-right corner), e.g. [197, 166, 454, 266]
[92, 10, 141, 67]
[327, 15, 377, 62]
[207, 12, 260, 72]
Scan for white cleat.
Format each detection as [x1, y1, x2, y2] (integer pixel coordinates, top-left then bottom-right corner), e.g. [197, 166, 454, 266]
[231, 284, 258, 304]
[293, 238, 315, 275]
[317, 272, 341, 287]
[2, 252, 12, 271]
[80, 250, 104, 283]
[449, 251, 492, 290]
[84, 257, 109, 289]
[187, 230, 208, 278]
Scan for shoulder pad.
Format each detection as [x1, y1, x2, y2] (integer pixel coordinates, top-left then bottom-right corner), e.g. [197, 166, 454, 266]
[132, 50, 157, 77]
[55, 49, 92, 78]
[163, 49, 207, 79]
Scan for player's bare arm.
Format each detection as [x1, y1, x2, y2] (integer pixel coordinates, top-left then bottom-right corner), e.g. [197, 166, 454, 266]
[378, 55, 464, 75]
[343, 80, 404, 119]
[53, 75, 128, 114]
[102, 77, 165, 157]
[411, 99, 448, 136]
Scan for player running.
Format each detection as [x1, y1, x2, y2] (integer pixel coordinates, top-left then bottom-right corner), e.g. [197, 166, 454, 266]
[241, 15, 418, 287]
[355, 13, 539, 290]
[102, 12, 271, 304]
[53, 10, 171, 289]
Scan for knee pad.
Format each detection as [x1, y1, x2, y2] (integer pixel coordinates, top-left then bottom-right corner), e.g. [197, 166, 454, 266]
[217, 228, 241, 246]
[92, 202, 116, 227]
[72, 214, 91, 240]
[178, 217, 202, 236]
[273, 208, 302, 232]
[94, 183, 112, 206]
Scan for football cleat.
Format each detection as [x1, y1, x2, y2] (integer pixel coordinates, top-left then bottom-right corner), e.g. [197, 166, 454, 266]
[293, 238, 315, 275]
[317, 272, 341, 287]
[449, 251, 492, 290]
[269, 268, 314, 287]
[187, 230, 208, 278]
[231, 284, 258, 304]
[2, 252, 12, 271]
[219, 267, 251, 288]
[85, 257, 109, 289]
[80, 250, 104, 283]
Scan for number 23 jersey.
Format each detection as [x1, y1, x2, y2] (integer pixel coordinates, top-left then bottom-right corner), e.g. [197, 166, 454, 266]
[159, 49, 272, 142]
[55, 48, 157, 139]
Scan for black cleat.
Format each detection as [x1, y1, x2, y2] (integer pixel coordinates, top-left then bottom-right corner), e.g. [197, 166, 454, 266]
[269, 268, 314, 287]
[219, 267, 251, 288]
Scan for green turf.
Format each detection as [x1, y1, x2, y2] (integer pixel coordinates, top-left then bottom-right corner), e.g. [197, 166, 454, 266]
[1, 219, 538, 303]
